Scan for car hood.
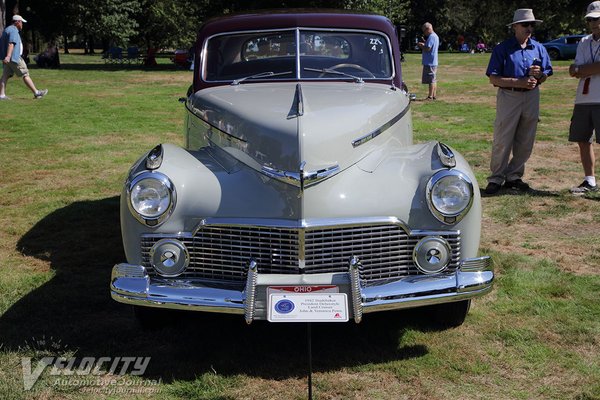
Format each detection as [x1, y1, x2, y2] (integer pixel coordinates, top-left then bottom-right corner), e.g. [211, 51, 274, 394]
[187, 82, 409, 187]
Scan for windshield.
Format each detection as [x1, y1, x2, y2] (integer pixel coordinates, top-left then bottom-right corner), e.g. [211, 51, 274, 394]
[203, 29, 393, 83]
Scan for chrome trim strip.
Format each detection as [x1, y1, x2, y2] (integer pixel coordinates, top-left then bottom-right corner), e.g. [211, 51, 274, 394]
[459, 256, 492, 272]
[244, 259, 258, 324]
[192, 216, 411, 234]
[295, 29, 301, 79]
[298, 229, 306, 269]
[351, 103, 410, 147]
[349, 256, 364, 323]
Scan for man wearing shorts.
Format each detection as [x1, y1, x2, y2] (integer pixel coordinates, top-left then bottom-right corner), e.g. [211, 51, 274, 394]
[568, 1, 600, 194]
[0, 15, 48, 100]
[417, 22, 438, 100]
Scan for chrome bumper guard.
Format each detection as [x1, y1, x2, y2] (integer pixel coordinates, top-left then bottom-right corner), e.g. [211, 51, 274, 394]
[111, 256, 493, 323]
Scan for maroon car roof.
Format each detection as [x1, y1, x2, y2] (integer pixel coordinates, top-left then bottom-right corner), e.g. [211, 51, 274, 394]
[198, 11, 398, 37]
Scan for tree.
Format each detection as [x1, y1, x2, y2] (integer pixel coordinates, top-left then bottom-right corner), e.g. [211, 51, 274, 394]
[133, 0, 203, 50]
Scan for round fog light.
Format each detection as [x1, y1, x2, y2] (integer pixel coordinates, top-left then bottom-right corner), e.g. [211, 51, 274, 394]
[150, 239, 189, 277]
[413, 237, 451, 274]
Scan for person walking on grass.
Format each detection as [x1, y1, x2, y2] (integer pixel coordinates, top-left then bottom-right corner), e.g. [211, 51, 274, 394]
[568, 1, 600, 194]
[483, 9, 553, 195]
[417, 22, 439, 100]
[0, 15, 48, 100]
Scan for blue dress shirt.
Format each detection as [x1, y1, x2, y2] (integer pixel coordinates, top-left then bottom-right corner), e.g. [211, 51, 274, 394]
[486, 36, 553, 79]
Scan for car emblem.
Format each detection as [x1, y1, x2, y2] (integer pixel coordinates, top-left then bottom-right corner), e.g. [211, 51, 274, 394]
[426, 248, 441, 265]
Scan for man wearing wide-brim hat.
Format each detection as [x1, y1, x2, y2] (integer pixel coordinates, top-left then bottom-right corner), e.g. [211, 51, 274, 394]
[483, 9, 553, 195]
[567, 1, 600, 194]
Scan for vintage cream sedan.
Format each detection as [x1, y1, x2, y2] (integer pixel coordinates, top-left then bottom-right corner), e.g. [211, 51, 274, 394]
[111, 11, 493, 327]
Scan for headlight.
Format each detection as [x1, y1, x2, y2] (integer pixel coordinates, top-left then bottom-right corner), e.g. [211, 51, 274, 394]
[127, 172, 176, 226]
[427, 170, 473, 224]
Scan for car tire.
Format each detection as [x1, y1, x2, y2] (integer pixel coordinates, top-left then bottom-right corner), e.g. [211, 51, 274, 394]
[430, 300, 471, 328]
[548, 48, 560, 60]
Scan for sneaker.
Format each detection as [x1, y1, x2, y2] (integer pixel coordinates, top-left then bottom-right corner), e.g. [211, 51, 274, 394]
[34, 89, 48, 99]
[484, 182, 502, 195]
[570, 180, 598, 195]
[0, 95, 10, 100]
[504, 179, 530, 192]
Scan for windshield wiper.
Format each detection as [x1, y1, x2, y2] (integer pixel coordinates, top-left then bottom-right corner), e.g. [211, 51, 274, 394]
[231, 71, 293, 85]
[303, 67, 364, 83]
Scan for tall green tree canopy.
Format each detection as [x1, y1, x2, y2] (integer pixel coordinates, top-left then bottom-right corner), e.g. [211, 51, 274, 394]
[7, 0, 594, 51]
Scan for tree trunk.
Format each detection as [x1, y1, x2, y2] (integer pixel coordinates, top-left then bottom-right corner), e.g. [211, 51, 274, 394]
[0, 0, 5, 33]
[63, 34, 70, 54]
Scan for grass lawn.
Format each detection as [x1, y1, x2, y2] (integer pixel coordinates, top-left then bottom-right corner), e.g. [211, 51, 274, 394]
[0, 51, 598, 400]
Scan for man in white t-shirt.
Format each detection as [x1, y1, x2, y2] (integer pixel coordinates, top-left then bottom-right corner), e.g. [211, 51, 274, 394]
[568, 1, 600, 193]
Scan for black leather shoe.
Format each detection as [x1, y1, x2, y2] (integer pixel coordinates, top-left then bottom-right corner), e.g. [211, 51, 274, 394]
[484, 182, 502, 195]
[504, 179, 530, 191]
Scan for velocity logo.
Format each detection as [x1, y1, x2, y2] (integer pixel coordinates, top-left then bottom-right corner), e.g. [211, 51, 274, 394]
[22, 356, 151, 390]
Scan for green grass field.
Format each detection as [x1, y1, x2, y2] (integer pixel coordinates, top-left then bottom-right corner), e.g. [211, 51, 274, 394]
[0, 52, 598, 400]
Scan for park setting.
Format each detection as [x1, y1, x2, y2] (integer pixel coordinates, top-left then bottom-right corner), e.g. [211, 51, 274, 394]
[0, 49, 598, 400]
[1, 1, 600, 400]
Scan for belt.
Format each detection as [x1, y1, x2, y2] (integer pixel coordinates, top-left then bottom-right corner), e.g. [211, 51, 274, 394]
[501, 87, 529, 92]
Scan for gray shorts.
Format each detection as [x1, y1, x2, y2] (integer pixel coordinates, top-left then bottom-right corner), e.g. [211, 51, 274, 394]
[3, 57, 29, 78]
[421, 65, 437, 84]
[569, 104, 600, 143]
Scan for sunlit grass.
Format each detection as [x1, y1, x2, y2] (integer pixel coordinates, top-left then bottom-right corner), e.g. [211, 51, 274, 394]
[0, 51, 598, 400]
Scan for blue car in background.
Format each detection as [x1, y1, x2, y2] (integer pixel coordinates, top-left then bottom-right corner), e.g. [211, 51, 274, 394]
[542, 34, 585, 60]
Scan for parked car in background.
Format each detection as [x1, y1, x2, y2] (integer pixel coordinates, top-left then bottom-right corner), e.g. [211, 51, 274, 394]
[542, 34, 585, 60]
[171, 47, 193, 69]
[111, 11, 494, 328]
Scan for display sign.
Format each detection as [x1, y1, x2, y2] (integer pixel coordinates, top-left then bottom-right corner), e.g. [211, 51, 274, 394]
[267, 290, 348, 322]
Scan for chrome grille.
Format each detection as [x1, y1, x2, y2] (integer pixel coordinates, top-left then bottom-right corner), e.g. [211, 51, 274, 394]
[141, 224, 460, 284]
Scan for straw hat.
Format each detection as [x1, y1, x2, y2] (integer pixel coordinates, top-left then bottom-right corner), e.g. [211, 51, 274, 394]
[507, 9, 542, 27]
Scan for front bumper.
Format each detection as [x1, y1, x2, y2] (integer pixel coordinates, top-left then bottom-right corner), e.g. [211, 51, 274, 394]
[111, 256, 493, 323]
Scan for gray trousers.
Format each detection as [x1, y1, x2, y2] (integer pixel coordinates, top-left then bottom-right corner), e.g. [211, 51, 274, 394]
[488, 87, 540, 185]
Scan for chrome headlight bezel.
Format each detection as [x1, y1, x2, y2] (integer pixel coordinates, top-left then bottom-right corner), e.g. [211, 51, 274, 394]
[426, 170, 474, 224]
[127, 171, 176, 227]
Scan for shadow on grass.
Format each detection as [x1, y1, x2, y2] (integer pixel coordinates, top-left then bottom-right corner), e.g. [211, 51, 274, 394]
[35, 63, 185, 72]
[480, 187, 560, 198]
[0, 197, 440, 381]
